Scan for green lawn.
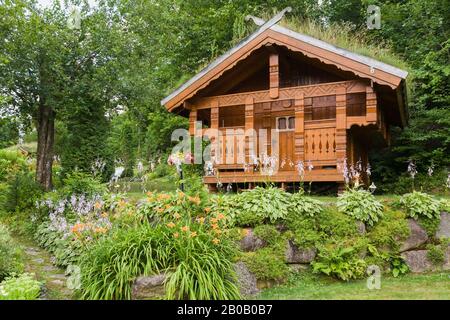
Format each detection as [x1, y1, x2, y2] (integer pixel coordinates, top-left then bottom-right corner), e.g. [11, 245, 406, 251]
[259, 271, 450, 300]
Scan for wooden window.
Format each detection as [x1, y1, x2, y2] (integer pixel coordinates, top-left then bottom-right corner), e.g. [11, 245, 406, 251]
[276, 116, 294, 131]
[288, 116, 295, 129]
[219, 105, 245, 127]
[277, 117, 287, 130]
[346, 93, 366, 116]
[311, 96, 336, 120]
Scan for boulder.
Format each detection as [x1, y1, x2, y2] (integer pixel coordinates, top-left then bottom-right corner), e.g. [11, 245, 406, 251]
[240, 228, 266, 252]
[355, 221, 366, 235]
[436, 212, 450, 239]
[131, 274, 167, 300]
[289, 264, 310, 273]
[401, 247, 450, 273]
[285, 240, 316, 264]
[399, 219, 428, 252]
[234, 262, 259, 296]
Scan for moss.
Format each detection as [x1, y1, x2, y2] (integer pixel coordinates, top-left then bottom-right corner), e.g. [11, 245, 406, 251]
[418, 216, 441, 237]
[367, 210, 410, 251]
[317, 208, 359, 239]
[240, 247, 289, 281]
[253, 225, 281, 245]
[426, 244, 446, 266]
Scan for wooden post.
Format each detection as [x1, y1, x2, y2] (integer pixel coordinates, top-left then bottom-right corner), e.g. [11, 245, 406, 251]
[188, 107, 197, 136]
[294, 93, 305, 162]
[335, 86, 347, 162]
[210, 100, 219, 164]
[366, 86, 377, 123]
[269, 53, 279, 99]
[245, 97, 255, 166]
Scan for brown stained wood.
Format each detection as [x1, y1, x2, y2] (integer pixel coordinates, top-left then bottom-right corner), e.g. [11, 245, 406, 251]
[162, 29, 405, 112]
[269, 52, 279, 98]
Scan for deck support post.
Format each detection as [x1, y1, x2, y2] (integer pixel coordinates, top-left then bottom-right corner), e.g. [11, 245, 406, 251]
[366, 86, 377, 123]
[335, 87, 347, 164]
[210, 100, 220, 164]
[245, 97, 255, 167]
[294, 93, 305, 163]
[189, 107, 197, 136]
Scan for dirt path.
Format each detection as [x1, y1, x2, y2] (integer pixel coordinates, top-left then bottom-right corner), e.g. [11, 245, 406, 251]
[15, 235, 74, 300]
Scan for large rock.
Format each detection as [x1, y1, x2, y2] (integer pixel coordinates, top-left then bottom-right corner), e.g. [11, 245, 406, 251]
[401, 247, 450, 273]
[399, 219, 428, 252]
[355, 221, 366, 235]
[234, 262, 259, 296]
[240, 228, 267, 252]
[285, 240, 316, 264]
[131, 274, 167, 300]
[436, 212, 450, 239]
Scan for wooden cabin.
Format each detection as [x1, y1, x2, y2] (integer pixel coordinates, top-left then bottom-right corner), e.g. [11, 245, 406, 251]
[161, 13, 408, 191]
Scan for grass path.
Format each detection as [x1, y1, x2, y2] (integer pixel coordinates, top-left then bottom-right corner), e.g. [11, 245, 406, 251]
[13, 234, 74, 300]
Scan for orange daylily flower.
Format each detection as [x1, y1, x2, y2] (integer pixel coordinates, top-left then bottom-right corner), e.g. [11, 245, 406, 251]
[181, 225, 190, 232]
[216, 213, 225, 220]
[214, 229, 222, 235]
[204, 207, 211, 213]
[146, 191, 153, 197]
[173, 232, 179, 238]
[167, 222, 176, 228]
[94, 202, 102, 209]
[188, 196, 201, 205]
[94, 227, 107, 234]
[211, 223, 219, 230]
[210, 217, 218, 224]
[190, 231, 197, 238]
[212, 238, 220, 245]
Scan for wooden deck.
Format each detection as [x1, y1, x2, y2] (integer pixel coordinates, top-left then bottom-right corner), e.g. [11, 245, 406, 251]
[203, 169, 344, 184]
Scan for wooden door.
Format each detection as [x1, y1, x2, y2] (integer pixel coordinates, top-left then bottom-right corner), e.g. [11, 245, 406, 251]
[279, 131, 294, 171]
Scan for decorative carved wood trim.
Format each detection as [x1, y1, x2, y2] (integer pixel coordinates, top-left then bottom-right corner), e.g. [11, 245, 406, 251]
[269, 53, 279, 99]
[193, 80, 366, 109]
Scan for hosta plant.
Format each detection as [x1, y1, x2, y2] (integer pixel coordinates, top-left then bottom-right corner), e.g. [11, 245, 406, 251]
[289, 192, 324, 218]
[396, 191, 441, 220]
[337, 188, 383, 226]
[0, 273, 41, 300]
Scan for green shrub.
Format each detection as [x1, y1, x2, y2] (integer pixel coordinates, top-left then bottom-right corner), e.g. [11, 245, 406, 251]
[4, 172, 42, 213]
[60, 171, 106, 197]
[0, 224, 24, 281]
[337, 188, 384, 226]
[240, 247, 289, 281]
[0, 273, 41, 300]
[0, 149, 27, 182]
[289, 193, 324, 218]
[396, 191, 441, 220]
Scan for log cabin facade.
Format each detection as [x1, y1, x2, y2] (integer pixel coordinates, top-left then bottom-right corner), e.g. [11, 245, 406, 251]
[161, 13, 408, 190]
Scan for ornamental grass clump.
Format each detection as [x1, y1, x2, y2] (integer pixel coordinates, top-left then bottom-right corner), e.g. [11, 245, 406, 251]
[337, 188, 383, 226]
